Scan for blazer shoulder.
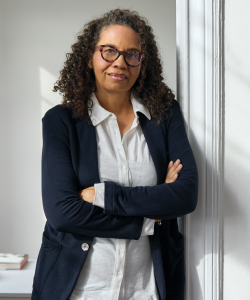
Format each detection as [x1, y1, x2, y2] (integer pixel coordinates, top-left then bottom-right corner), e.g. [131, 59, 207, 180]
[42, 104, 78, 131]
[168, 99, 180, 114]
[162, 99, 181, 124]
[170, 98, 180, 109]
[43, 104, 72, 122]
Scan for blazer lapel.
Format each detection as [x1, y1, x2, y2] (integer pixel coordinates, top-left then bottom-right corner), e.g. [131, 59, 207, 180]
[138, 112, 168, 185]
[76, 120, 101, 186]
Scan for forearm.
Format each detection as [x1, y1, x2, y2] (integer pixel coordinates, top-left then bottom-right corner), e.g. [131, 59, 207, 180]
[102, 178, 198, 220]
[43, 193, 144, 240]
[92, 183, 155, 236]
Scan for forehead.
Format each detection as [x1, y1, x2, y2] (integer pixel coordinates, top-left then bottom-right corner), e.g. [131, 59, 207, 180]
[98, 25, 141, 51]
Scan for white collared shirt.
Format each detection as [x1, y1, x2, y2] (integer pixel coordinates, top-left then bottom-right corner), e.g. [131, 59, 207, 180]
[69, 93, 159, 300]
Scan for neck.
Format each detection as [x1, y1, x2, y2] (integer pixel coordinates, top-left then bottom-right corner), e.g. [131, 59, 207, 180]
[95, 89, 133, 116]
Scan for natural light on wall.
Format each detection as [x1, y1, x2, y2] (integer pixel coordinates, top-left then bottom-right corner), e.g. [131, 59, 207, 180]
[40, 66, 62, 119]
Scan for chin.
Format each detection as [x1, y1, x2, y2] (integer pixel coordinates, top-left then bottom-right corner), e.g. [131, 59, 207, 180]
[105, 84, 132, 93]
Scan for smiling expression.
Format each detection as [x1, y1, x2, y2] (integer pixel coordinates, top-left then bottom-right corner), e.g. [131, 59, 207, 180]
[90, 25, 142, 96]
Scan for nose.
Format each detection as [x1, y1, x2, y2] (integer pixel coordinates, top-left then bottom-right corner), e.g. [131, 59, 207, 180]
[112, 53, 127, 69]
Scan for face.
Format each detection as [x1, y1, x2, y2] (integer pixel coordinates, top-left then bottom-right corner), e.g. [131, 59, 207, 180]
[90, 25, 142, 96]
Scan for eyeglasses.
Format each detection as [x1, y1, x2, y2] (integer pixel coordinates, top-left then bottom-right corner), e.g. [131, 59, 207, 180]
[98, 45, 145, 67]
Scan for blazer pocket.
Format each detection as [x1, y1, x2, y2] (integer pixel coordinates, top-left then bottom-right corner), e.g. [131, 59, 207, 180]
[33, 233, 62, 295]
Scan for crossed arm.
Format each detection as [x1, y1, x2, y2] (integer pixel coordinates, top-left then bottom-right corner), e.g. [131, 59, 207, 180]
[41, 101, 198, 239]
[79, 159, 183, 222]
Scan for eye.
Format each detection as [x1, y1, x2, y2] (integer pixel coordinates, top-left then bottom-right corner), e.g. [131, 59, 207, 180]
[127, 51, 139, 59]
[103, 47, 116, 54]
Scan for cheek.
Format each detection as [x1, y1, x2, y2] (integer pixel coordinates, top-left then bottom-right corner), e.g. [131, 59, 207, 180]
[130, 67, 141, 80]
[92, 55, 109, 73]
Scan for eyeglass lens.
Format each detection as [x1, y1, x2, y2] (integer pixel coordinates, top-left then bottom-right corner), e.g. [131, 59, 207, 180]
[102, 46, 141, 66]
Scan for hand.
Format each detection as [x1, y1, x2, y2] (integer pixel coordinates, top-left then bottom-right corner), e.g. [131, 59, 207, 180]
[78, 186, 95, 204]
[155, 159, 183, 223]
[165, 159, 183, 183]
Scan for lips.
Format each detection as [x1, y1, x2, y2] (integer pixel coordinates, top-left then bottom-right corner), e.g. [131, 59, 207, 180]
[108, 73, 127, 81]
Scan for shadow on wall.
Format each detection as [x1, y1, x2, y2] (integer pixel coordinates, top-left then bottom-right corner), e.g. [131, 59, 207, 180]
[224, 27, 250, 275]
[182, 70, 250, 300]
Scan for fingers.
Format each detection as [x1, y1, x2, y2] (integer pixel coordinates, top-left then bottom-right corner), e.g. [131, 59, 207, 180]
[78, 187, 95, 203]
[168, 160, 174, 169]
[168, 159, 182, 171]
[165, 159, 183, 183]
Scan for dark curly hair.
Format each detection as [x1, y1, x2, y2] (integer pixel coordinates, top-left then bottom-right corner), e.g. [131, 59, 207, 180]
[53, 9, 175, 125]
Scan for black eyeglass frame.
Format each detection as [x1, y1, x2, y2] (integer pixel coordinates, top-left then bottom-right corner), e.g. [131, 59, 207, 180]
[98, 45, 145, 67]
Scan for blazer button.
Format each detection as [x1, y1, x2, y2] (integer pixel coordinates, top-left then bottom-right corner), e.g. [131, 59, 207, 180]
[81, 243, 89, 251]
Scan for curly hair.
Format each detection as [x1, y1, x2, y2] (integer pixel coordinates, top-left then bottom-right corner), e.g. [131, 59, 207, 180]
[53, 9, 175, 125]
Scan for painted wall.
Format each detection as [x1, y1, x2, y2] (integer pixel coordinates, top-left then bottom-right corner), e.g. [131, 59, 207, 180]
[0, 0, 176, 259]
[224, 0, 250, 299]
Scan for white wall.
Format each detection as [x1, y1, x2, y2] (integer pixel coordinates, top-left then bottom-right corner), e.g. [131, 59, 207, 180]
[224, 1, 250, 299]
[0, 0, 176, 259]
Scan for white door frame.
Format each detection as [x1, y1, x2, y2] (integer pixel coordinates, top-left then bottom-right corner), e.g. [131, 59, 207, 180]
[176, 1, 224, 299]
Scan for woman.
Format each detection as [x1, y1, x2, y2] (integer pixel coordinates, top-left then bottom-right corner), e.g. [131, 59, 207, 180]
[31, 9, 198, 300]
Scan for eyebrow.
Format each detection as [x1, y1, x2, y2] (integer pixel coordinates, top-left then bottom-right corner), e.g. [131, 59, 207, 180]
[104, 44, 141, 52]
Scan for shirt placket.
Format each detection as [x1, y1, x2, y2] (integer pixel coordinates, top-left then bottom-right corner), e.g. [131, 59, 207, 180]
[108, 113, 139, 300]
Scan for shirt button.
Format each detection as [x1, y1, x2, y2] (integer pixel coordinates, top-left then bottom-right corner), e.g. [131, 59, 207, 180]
[81, 243, 89, 251]
[117, 271, 122, 276]
[119, 249, 123, 254]
[122, 166, 126, 170]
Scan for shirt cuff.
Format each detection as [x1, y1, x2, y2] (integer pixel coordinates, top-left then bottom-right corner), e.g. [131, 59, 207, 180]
[140, 217, 155, 236]
[93, 183, 105, 208]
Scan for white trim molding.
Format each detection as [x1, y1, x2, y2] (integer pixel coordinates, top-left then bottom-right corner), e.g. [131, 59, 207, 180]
[176, 1, 224, 300]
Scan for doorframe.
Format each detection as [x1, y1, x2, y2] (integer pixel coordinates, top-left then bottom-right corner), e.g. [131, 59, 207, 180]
[176, 1, 224, 299]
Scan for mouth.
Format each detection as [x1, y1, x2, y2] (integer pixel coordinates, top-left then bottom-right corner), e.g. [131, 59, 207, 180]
[108, 73, 127, 81]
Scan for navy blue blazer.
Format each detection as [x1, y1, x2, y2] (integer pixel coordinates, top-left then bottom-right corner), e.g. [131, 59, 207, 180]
[31, 99, 198, 300]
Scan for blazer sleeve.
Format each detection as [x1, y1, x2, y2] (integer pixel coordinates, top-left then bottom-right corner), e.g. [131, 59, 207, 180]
[93, 183, 155, 236]
[41, 112, 144, 240]
[103, 101, 199, 220]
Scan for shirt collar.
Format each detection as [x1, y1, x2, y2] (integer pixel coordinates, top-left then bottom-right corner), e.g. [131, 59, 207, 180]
[88, 92, 151, 126]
